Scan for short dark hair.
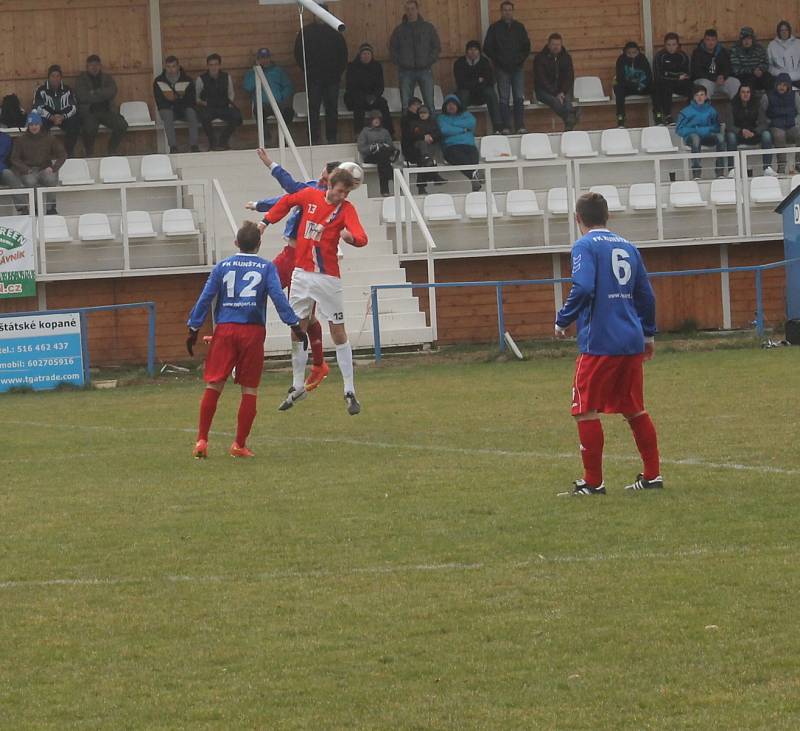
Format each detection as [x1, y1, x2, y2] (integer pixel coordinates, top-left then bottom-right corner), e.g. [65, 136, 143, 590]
[548, 33, 563, 43]
[86, 54, 101, 64]
[704, 28, 718, 38]
[164, 55, 179, 65]
[576, 192, 609, 228]
[692, 84, 707, 96]
[663, 32, 679, 43]
[405, 0, 418, 6]
[738, 83, 752, 93]
[236, 220, 261, 252]
[500, 0, 514, 9]
[325, 160, 341, 174]
[207, 53, 221, 64]
[328, 168, 355, 189]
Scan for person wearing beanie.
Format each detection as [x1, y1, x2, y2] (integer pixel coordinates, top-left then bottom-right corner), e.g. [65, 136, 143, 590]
[612, 41, 652, 127]
[768, 21, 800, 86]
[760, 73, 800, 173]
[75, 54, 129, 156]
[345, 43, 393, 137]
[453, 40, 504, 133]
[730, 27, 771, 92]
[357, 109, 399, 196]
[690, 28, 740, 99]
[32, 64, 81, 157]
[242, 48, 294, 145]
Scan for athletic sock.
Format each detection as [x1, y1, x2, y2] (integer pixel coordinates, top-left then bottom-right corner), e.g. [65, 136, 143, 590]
[197, 387, 221, 441]
[335, 340, 355, 394]
[235, 394, 257, 447]
[291, 339, 309, 390]
[577, 418, 604, 486]
[307, 319, 324, 367]
[628, 412, 660, 480]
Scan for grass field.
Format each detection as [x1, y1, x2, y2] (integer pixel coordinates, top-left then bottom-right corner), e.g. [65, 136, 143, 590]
[2, 343, 799, 729]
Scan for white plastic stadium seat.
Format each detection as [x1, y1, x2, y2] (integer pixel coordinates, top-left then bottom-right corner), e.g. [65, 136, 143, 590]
[589, 185, 625, 212]
[547, 187, 571, 215]
[384, 87, 402, 114]
[479, 135, 517, 162]
[791, 174, 800, 191]
[58, 159, 95, 185]
[505, 189, 543, 216]
[141, 154, 177, 181]
[520, 133, 556, 160]
[669, 181, 706, 208]
[120, 101, 154, 127]
[464, 192, 500, 219]
[125, 211, 157, 238]
[381, 197, 417, 223]
[629, 183, 658, 210]
[601, 128, 638, 156]
[44, 215, 72, 243]
[292, 92, 309, 119]
[423, 193, 460, 221]
[749, 176, 783, 204]
[573, 76, 609, 102]
[710, 178, 737, 206]
[79, 213, 114, 241]
[641, 126, 678, 153]
[162, 208, 200, 236]
[560, 131, 598, 158]
[99, 156, 135, 183]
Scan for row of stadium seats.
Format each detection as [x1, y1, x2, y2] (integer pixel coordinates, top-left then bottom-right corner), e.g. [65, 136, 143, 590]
[0, 101, 155, 135]
[44, 209, 199, 243]
[59, 155, 178, 186]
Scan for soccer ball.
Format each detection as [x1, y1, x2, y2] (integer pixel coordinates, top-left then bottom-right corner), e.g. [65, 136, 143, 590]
[337, 161, 364, 187]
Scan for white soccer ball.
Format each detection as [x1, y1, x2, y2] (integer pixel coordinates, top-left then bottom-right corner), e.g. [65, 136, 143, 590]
[337, 161, 364, 187]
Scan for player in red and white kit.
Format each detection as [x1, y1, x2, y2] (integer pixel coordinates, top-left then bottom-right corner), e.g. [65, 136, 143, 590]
[262, 167, 368, 414]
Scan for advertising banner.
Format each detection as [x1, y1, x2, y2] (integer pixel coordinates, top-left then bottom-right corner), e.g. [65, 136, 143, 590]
[0, 216, 36, 298]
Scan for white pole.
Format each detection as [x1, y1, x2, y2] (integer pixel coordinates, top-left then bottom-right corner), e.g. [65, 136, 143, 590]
[148, 0, 167, 153]
[296, 0, 345, 32]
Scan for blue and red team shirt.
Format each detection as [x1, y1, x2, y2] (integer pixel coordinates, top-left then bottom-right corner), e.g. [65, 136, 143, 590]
[254, 164, 322, 240]
[187, 253, 299, 330]
[556, 228, 656, 355]
[264, 187, 367, 279]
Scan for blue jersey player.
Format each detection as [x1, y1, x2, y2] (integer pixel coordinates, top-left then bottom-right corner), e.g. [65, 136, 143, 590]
[555, 192, 662, 495]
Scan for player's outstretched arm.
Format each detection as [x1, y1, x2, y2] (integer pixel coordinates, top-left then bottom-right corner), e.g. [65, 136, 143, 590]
[341, 206, 368, 247]
[258, 148, 309, 194]
[263, 188, 310, 225]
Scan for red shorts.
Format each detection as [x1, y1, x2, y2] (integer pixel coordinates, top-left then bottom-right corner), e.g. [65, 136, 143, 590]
[571, 353, 645, 416]
[203, 323, 266, 388]
[273, 245, 296, 290]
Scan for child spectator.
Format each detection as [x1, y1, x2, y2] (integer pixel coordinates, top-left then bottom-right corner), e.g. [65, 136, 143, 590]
[401, 98, 444, 194]
[613, 41, 652, 128]
[675, 85, 726, 179]
[437, 94, 481, 191]
[357, 109, 399, 196]
[760, 73, 800, 174]
[652, 33, 692, 125]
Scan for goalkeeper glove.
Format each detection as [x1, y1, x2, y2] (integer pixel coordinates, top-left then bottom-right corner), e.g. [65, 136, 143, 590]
[291, 323, 309, 351]
[186, 328, 199, 356]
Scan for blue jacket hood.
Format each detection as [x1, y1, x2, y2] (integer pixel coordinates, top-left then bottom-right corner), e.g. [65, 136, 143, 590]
[441, 93, 464, 114]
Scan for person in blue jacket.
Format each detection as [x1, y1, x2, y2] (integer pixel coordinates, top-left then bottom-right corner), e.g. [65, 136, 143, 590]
[555, 192, 661, 496]
[242, 48, 295, 145]
[437, 93, 482, 190]
[675, 84, 726, 178]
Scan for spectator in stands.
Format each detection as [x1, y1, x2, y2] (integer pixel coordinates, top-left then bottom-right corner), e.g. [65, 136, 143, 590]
[345, 43, 393, 138]
[652, 32, 692, 125]
[726, 83, 776, 176]
[8, 112, 65, 215]
[401, 97, 444, 194]
[196, 54, 242, 151]
[242, 48, 294, 144]
[75, 55, 128, 157]
[437, 94, 481, 191]
[534, 33, 577, 131]
[0, 93, 26, 129]
[453, 41, 503, 133]
[691, 29, 740, 100]
[613, 41, 652, 127]
[357, 109, 399, 196]
[294, 7, 348, 145]
[33, 65, 80, 157]
[675, 85, 726, 179]
[389, 0, 441, 113]
[0, 129, 16, 196]
[154, 56, 200, 153]
[730, 28, 771, 93]
[768, 21, 800, 89]
[760, 73, 800, 174]
[482, 1, 531, 134]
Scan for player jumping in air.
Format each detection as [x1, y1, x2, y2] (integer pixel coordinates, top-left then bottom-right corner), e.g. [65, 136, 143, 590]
[245, 147, 338, 391]
[186, 220, 307, 459]
[261, 167, 368, 415]
[555, 192, 662, 495]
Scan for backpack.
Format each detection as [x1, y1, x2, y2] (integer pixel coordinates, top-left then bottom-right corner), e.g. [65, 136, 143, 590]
[0, 94, 26, 128]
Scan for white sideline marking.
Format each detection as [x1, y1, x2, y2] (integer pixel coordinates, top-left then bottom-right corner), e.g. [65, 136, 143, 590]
[6, 419, 799, 476]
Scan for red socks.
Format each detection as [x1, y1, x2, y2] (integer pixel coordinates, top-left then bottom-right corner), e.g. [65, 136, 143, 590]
[628, 412, 660, 480]
[197, 388, 221, 441]
[235, 394, 258, 447]
[307, 319, 324, 367]
[577, 418, 604, 486]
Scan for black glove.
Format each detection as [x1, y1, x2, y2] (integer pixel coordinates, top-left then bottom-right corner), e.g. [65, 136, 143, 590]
[291, 323, 309, 351]
[186, 328, 199, 356]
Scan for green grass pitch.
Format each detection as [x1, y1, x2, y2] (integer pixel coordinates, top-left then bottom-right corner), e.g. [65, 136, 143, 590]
[2, 345, 799, 729]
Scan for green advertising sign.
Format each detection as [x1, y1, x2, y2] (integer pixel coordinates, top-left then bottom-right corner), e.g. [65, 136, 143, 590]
[0, 218, 36, 298]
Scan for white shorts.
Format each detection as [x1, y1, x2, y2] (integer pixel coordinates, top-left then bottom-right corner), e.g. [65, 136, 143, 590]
[289, 268, 345, 324]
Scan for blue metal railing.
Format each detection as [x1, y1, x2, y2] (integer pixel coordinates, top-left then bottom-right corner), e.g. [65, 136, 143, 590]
[370, 258, 800, 362]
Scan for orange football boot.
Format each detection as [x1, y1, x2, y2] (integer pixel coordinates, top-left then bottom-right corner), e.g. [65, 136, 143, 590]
[229, 442, 256, 458]
[193, 439, 208, 459]
[304, 361, 330, 391]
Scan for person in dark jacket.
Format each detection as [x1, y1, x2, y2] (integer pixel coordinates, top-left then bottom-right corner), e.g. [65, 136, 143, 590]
[760, 73, 800, 173]
[0, 130, 19, 206]
[345, 43, 393, 137]
[195, 54, 242, 151]
[453, 41, 503, 133]
[153, 56, 200, 153]
[483, 1, 531, 133]
[652, 32, 692, 124]
[294, 9, 348, 144]
[675, 85, 726, 178]
[357, 109, 399, 196]
[691, 29, 740, 99]
[613, 42, 652, 127]
[33, 65, 80, 157]
[726, 83, 775, 175]
[437, 94, 482, 190]
[401, 98, 444, 193]
[75, 55, 128, 156]
[389, 0, 441, 113]
[534, 33, 577, 130]
[731, 27, 771, 92]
